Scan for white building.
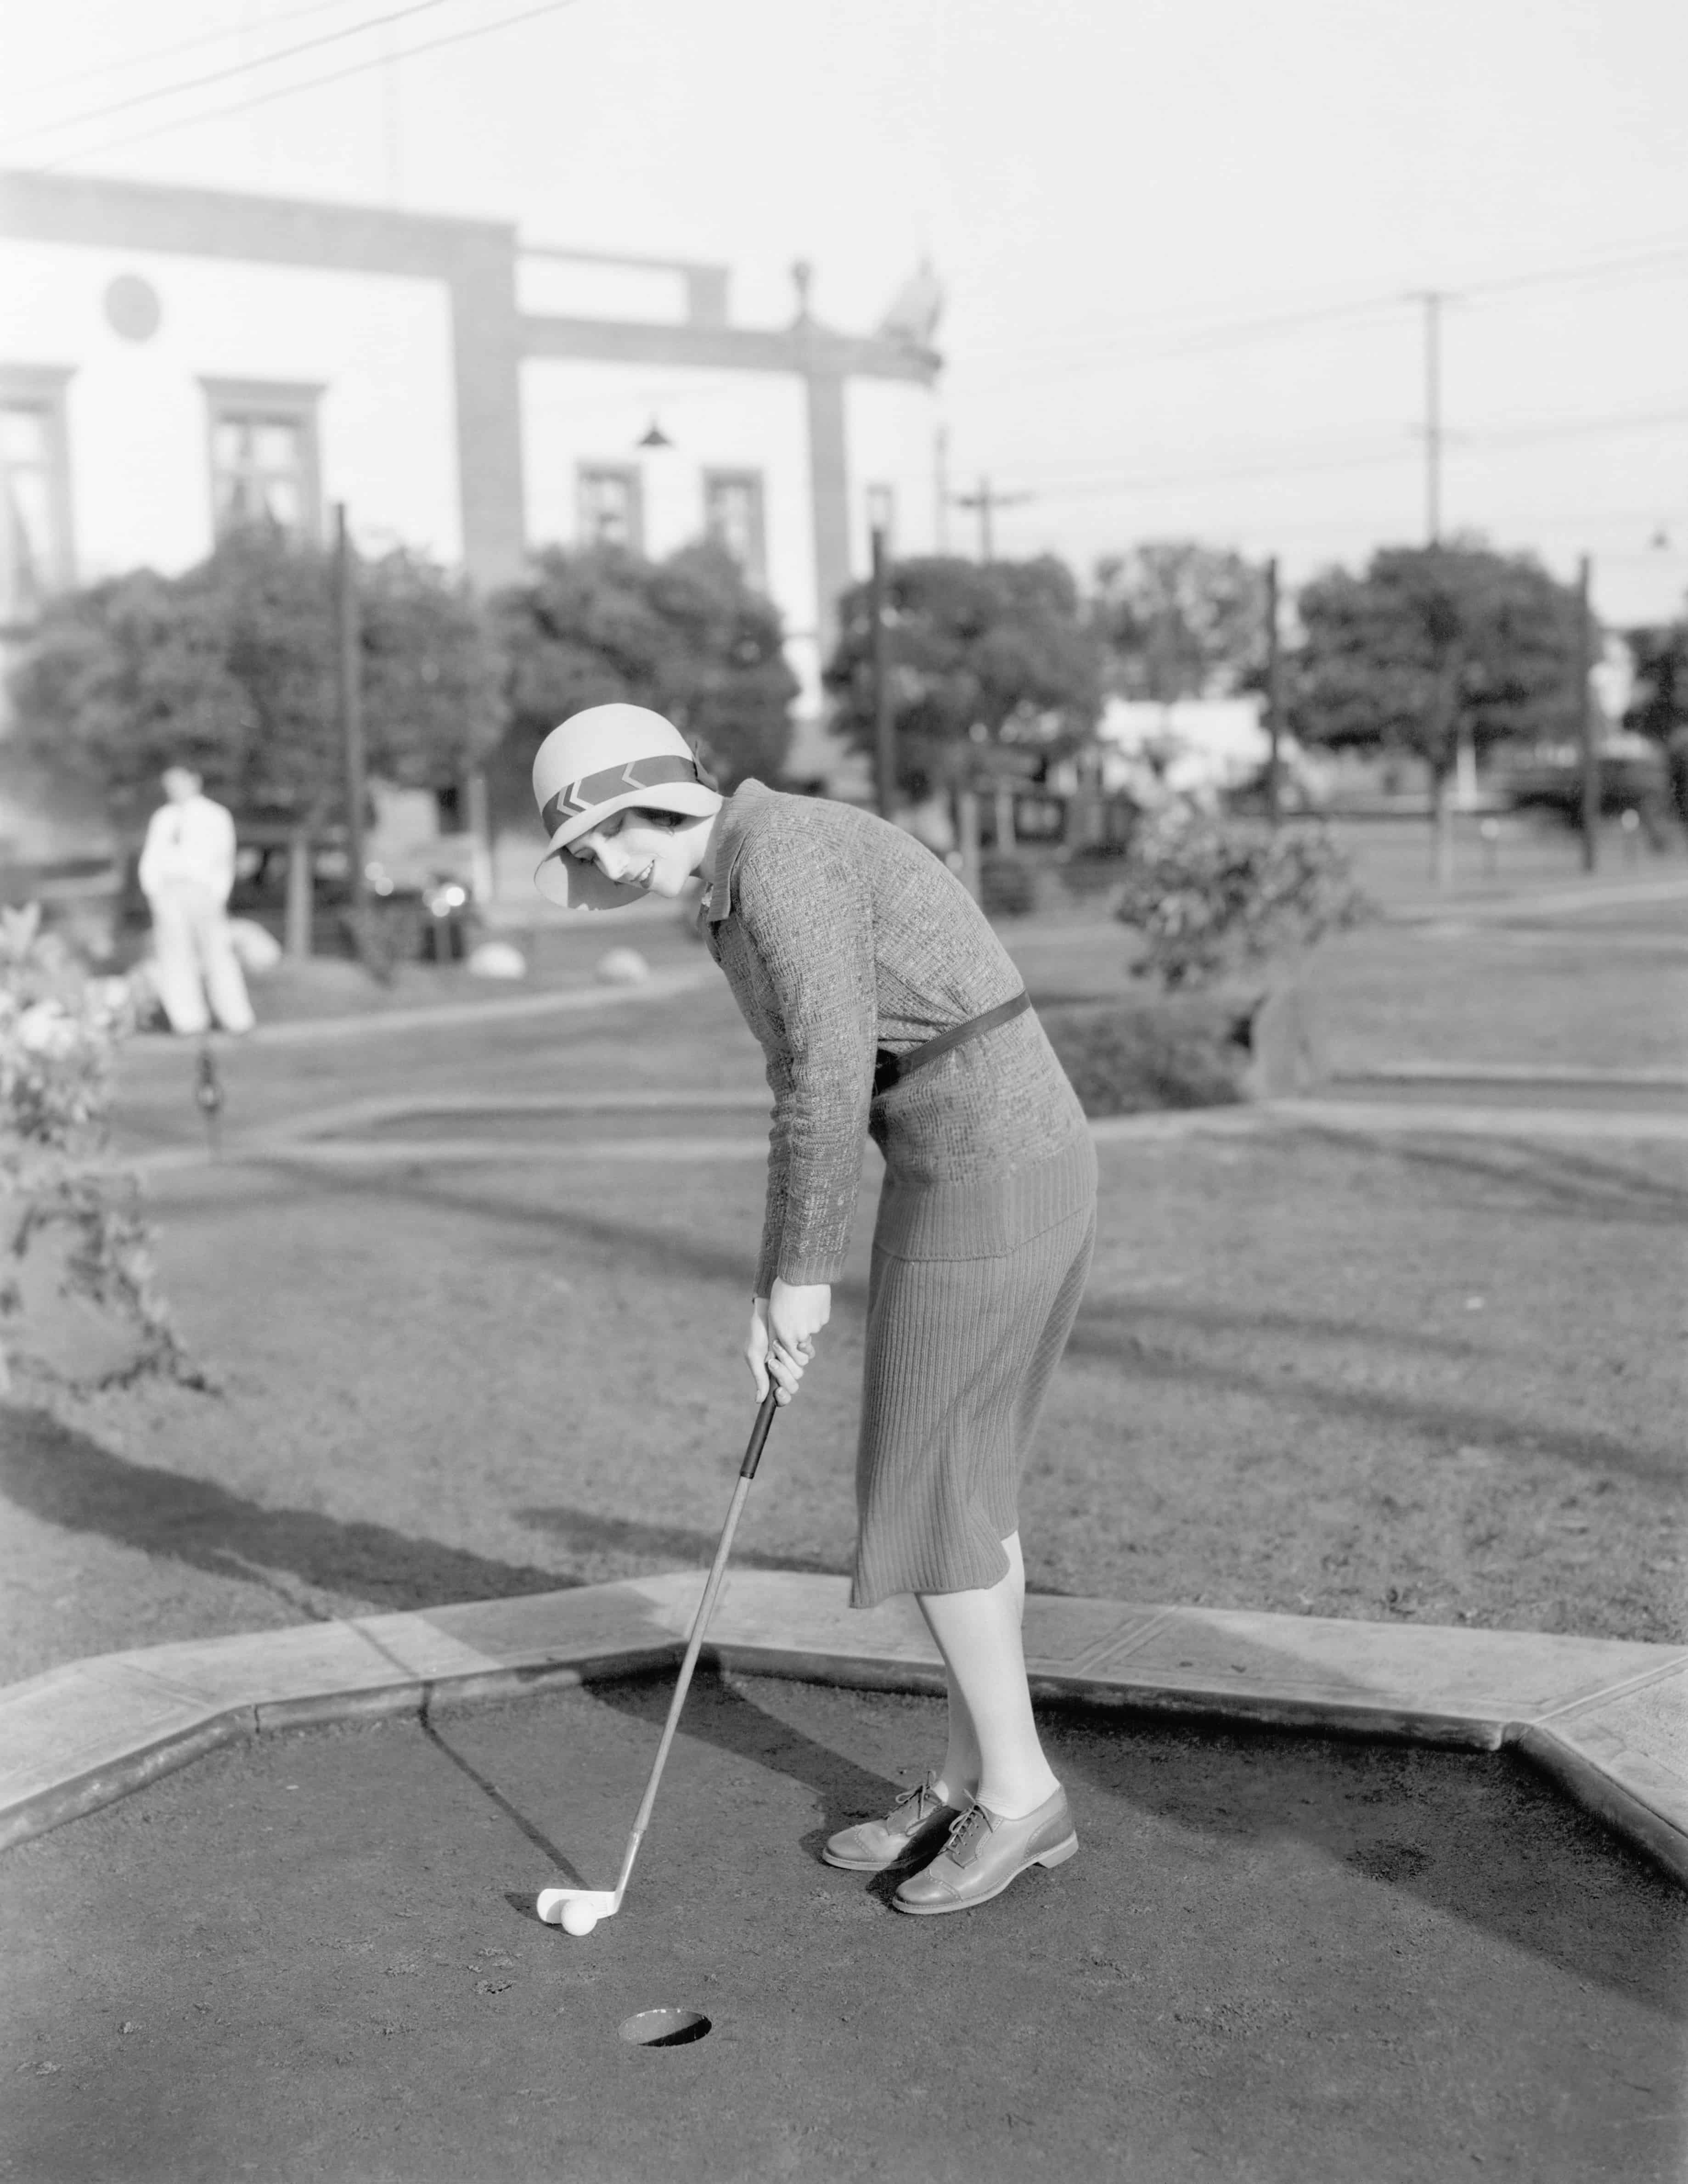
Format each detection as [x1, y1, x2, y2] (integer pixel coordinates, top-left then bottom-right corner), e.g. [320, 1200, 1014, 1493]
[0, 170, 943, 813]
[1095, 696, 1329, 811]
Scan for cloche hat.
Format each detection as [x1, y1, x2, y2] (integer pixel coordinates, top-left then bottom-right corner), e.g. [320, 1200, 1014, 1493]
[531, 704, 720, 908]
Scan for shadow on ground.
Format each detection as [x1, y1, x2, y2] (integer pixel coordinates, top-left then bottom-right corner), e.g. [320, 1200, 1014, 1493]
[537, 1669, 1688, 2016]
[1064, 1300, 1674, 1486]
[0, 1406, 566, 1613]
[574, 1667, 910, 1878]
[1311, 1129, 1688, 1226]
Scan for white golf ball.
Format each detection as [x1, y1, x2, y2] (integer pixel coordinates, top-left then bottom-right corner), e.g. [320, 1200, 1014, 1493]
[560, 1901, 600, 1936]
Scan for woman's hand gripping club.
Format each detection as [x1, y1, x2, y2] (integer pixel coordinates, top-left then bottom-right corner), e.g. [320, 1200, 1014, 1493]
[748, 1278, 831, 1404]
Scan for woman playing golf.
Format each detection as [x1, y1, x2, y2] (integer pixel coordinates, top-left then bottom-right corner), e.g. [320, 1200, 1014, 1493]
[533, 704, 1096, 1916]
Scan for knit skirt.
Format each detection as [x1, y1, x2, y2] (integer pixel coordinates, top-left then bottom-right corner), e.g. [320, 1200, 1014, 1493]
[850, 1129, 1097, 1609]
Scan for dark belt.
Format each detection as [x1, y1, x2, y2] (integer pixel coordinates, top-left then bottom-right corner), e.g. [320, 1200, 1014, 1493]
[872, 991, 1033, 1100]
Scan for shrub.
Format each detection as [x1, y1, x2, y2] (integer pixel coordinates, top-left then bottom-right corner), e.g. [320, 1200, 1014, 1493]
[1041, 996, 1251, 1116]
[1113, 809, 1370, 991]
[980, 853, 1039, 918]
[0, 904, 201, 1393]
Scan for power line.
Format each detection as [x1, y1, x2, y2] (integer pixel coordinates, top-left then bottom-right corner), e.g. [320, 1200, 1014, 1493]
[959, 296, 1407, 390]
[1463, 241, 1688, 303]
[950, 476, 1034, 560]
[32, 0, 587, 170]
[1411, 289, 1446, 545]
[990, 404, 1688, 507]
[957, 421, 1404, 484]
[956, 233, 1688, 393]
[1007, 442, 1419, 504]
[2, 0, 461, 152]
[12, 0, 375, 102]
[1001, 506, 1688, 563]
[1473, 403, 1688, 450]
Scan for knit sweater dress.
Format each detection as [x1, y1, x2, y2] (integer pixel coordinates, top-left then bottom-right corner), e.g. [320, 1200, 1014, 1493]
[703, 782, 1097, 1608]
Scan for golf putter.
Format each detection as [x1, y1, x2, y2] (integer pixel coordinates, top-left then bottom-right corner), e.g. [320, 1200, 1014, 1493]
[538, 1387, 781, 1934]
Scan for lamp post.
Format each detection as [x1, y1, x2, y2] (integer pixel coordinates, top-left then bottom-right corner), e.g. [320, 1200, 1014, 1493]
[867, 484, 896, 822]
[334, 503, 367, 918]
[1264, 555, 1283, 826]
[1577, 554, 1599, 873]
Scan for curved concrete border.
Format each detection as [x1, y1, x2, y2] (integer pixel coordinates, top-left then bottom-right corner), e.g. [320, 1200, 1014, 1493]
[2, 1574, 1682, 1887]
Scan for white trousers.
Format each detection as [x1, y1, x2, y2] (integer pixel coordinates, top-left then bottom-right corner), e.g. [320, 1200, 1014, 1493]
[146, 883, 255, 1035]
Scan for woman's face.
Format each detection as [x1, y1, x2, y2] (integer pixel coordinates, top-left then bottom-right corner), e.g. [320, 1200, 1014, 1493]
[567, 806, 705, 898]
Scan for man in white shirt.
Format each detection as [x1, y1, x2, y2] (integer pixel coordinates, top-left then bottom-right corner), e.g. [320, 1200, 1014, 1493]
[137, 766, 256, 1035]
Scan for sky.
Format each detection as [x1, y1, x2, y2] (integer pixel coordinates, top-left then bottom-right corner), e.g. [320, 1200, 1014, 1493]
[5, 0, 1688, 624]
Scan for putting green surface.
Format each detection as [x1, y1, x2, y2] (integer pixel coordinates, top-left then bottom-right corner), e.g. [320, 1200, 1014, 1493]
[4, 1675, 1682, 2184]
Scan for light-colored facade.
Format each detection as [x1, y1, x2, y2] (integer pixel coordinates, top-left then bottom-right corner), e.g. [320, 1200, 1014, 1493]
[3, 236, 463, 582]
[0, 170, 942, 791]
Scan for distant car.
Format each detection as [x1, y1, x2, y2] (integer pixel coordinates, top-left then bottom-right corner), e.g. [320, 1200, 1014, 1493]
[0, 852, 126, 964]
[1499, 740, 1671, 833]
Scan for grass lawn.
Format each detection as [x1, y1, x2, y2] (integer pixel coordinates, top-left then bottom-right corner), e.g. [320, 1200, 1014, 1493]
[1, 869, 1681, 1683]
[1309, 922, 1688, 1075]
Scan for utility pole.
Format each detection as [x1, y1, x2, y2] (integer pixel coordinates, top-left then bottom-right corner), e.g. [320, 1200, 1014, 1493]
[868, 493, 897, 822]
[1576, 553, 1600, 872]
[950, 474, 1033, 561]
[1263, 556, 1283, 825]
[1412, 289, 1445, 546]
[334, 503, 367, 918]
[934, 425, 950, 553]
[1412, 290, 1483, 817]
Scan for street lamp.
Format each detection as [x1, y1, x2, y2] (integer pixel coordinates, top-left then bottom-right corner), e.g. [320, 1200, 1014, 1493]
[867, 487, 896, 821]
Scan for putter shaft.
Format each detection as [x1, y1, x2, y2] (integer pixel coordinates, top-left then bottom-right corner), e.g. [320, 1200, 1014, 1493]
[608, 1389, 780, 1903]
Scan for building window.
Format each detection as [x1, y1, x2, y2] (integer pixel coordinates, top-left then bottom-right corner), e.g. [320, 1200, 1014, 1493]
[703, 469, 765, 585]
[0, 366, 74, 630]
[578, 465, 643, 552]
[203, 378, 323, 545]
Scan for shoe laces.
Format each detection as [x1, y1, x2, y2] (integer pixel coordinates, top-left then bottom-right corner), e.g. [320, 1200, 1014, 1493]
[891, 1774, 941, 1824]
[941, 1802, 996, 1868]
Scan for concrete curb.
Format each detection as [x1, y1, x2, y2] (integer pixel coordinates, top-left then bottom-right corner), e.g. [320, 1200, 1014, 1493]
[120, 1095, 1685, 1181]
[245, 965, 714, 1046]
[1335, 1062, 1688, 1092]
[1391, 875, 1688, 925]
[1264, 1098, 1688, 1145]
[117, 965, 715, 1059]
[1, 1574, 1682, 1887]
[252, 1087, 774, 1144]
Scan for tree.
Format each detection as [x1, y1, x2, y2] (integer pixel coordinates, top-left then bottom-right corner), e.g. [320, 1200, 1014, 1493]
[824, 553, 1103, 802]
[492, 541, 798, 803]
[1624, 622, 1688, 744]
[1291, 539, 1589, 878]
[1092, 540, 1266, 702]
[6, 527, 503, 835]
[1626, 620, 1688, 829]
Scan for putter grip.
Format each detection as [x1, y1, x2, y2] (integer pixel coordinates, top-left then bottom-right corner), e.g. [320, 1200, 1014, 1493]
[739, 1387, 780, 1478]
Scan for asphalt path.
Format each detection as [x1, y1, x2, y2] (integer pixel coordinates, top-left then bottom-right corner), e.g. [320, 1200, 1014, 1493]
[4, 1675, 1682, 2184]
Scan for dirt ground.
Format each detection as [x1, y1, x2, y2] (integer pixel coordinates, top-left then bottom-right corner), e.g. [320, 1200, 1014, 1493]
[3, 1675, 1682, 2184]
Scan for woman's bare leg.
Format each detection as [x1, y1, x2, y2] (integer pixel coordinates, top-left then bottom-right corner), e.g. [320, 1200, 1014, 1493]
[918, 1535, 1059, 1819]
[931, 1667, 980, 1807]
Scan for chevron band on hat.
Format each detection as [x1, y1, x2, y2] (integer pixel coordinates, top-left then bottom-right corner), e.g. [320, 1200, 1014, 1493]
[539, 754, 705, 841]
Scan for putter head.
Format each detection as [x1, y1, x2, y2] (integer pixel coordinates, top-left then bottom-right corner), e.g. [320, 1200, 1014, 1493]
[536, 1885, 621, 1927]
